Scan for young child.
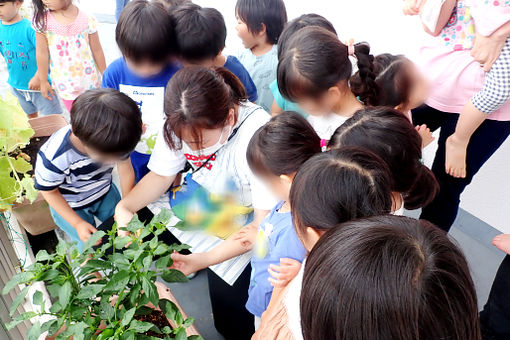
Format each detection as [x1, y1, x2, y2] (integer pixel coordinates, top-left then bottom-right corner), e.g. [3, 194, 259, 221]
[101, 0, 179, 183]
[350, 53, 434, 148]
[170, 2, 257, 102]
[153, 0, 188, 11]
[0, 0, 62, 118]
[269, 13, 337, 117]
[235, 0, 287, 112]
[329, 107, 439, 213]
[301, 215, 481, 340]
[32, 0, 106, 112]
[34, 88, 142, 251]
[277, 26, 374, 140]
[169, 112, 320, 328]
[253, 147, 393, 340]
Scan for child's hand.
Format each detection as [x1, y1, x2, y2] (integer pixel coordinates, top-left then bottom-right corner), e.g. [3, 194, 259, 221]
[233, 224, 258, 250]
[40, 81, 55, 101]
[28, 76, 41, 91]
[492, 234, 510, 255]
[403, 0, 423, 15]
[75, 220, 99, 243]
[416, 124, 434, 148]
[170, 251, 207, 276]
[445, 134, 468, 178]
[268, 258, 302, 288]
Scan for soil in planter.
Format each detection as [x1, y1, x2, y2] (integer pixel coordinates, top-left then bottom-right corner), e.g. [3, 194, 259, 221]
[26, 229, 58, 255]
[22, 136, 49, 176]
[134, 310, 173, 338]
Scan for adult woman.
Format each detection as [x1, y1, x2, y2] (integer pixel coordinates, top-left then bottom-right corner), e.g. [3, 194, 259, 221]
[114, 66, 275, 339]
[409, 1, 510, 231]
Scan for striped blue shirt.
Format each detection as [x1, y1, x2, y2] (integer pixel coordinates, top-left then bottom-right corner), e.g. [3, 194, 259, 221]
[34, 126, 114, 209]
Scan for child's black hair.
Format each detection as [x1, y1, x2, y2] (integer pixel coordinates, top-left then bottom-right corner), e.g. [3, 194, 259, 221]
[70, 88, 142, 156]
[301, 215, 480, 340]
[351, 53, 412, 107]
[0, 0, 22, 3]
[247, 111, 321, 177]
[170, 3, 226, 63]
[235, 0, 287, 44]
[32, 0, 54, 31]
[329, 106, 439, 210]
[277, 26, 376, 102]
[290, 147, 393, 235]
[116, 0, 175, 64]
[277, 13, 336, 60]
[153, 0, 189, 11]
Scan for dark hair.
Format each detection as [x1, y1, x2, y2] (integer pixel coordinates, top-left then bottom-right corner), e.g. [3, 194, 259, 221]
[301, 215, 481, 340]
[277, 13, 336, 60]
[154, 0, 189, 10]
[71, 88, 142, 156]
[351, 53, 413, 107]
[277, 26, 376, 102]
[170, 3, 226, 63]
[329, 107, 439, 209]
[0, 0, 22, 3]
[32, 0, 65, 31]
[247, 112, 321, 176]
[235, 0, 287, 44]
[163, 66, 247, 150]
[116, 0, 175, 64]
[290, 147, 392, 236]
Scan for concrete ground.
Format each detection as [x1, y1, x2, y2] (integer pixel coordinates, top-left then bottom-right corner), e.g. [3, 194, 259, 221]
[1, 1, 506, 339]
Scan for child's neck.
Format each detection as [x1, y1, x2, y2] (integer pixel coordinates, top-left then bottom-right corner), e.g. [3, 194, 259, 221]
[51, 3, 79, 24]
[69, 133, 88, 155]
[279, 201, 291, 213]
[2, 13, 22, 25]
[250, 40, 273, 57]
[212, 54, 227, 67]
[332, 90, 364, 118]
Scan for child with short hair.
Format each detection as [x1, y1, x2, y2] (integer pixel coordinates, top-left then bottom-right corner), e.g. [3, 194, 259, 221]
[235, 0, 287, 112]
[170, 112, 320, 329]
[350, 53, 435, 148]
[277, 26, 374, 140]
[330, 107, 439, 213]
[301, 215, 481, 340]
[35, 88, 142, 251]
[0, 0, 62, 118]
[153, 0, 188, 11]
[253, 147, 393, 340]
[102, 0, 179, 183]
[170, 2, 257, 102]
[32, 0, 106, 112]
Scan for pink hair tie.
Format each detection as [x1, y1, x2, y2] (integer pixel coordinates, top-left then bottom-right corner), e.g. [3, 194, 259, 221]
[320, 139, 328, 152]
[347, 38, 355, 57]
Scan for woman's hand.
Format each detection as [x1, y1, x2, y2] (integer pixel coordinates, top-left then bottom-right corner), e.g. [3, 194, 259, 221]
[493, 234, 510, 255]
[268, 258, 302, 288]
[471, 31, 507, 72]
[170, 251, 208, 276]
[416, 124, 435, 148]
[445, 133, 469, 178]
[114, 202, 135, 237]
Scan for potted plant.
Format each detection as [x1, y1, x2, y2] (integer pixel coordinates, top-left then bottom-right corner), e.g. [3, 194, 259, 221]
[3, 209, 203, 340]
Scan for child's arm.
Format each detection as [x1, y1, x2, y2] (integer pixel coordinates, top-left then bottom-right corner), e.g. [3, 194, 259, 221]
[446, 36, 510, 178]
[270, 100, 283, 117]
[89, 32, 106, 74]
[40, 189, 98, 243]
[170, 227, 255, 276]
[34, 32, 54, 100]
[421, 0, 457, 36]
[117, 158, 135, 197]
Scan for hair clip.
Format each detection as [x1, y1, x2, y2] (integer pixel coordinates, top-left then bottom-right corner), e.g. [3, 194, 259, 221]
[320, 139, 328, 152]
[347, 38, 355, 57]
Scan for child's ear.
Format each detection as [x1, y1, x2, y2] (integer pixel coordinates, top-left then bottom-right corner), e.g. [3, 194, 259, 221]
[304, 227, 324, 251]
[258, 23, 268, 38]
[227, 108, 236, 126]
[279, 174, 294, 186]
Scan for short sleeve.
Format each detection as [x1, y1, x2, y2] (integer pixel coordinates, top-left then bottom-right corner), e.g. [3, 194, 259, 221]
[273, 225, 307, 263]
[101, 59, 121, 90]
[34, 151, 65, 191]
[269, 80, 284, 109]
[147, 129, 187, 177]
[87, 14, 98, 35]
[470, 2, 510, 37]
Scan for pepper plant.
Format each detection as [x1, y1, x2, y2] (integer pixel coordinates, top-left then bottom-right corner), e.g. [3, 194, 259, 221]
[3, 210, 203, 340]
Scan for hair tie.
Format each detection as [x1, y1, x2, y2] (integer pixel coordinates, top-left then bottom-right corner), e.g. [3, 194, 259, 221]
[347, 38, 355, 57]
[320, 139, 328, 152]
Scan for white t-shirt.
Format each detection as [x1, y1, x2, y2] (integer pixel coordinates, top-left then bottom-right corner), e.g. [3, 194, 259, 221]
[307, 113, 349, 140]
[148, 101, 277, 211]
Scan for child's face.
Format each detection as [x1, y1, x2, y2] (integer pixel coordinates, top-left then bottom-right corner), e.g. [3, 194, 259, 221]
[42, 0, 70, 11]
[0, 2, 21, 22]
[235, 16, 259, 50]
[406, 63, 430, 111]
[84, 146, 127, 166]
[125, 58, 166, 78]
[260, 173, 292, 202]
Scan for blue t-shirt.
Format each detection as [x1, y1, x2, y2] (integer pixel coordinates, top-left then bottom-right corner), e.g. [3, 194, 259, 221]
[269, 80, 307, 117]
[101, 58, 180, 156]
[224, 55, 258, 103]
[0, 18, 45, 90]
[246, 201, 307, 317]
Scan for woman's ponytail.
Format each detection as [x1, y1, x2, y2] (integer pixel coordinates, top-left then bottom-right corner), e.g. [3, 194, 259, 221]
[351, 42, 379, 106]
[403, 163, 439, 210]
[213, 67, 248, 105]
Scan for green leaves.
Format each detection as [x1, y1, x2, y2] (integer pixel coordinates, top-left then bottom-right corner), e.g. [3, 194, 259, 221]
[161, 269, 188, 283]
[120, 307, 136, 327]
[141, 276, 158, 306]
[9, 286, 29, 316]
[58, 281, 72, 307]
[82, 230, 105, 251]
[76, 284, 105, 299]
[128, 319, 154, 333]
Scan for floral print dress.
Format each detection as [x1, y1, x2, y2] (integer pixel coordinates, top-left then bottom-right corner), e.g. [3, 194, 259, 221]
[39, 10, 100, 100]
